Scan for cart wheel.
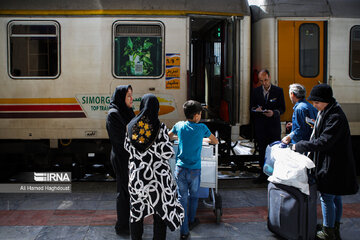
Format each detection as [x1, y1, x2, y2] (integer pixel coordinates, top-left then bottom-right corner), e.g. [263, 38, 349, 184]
[215, 208, 221, 224]
[215, 193, 222, 209]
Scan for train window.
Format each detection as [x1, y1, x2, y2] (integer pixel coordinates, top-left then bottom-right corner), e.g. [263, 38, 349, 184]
[8, 21, 60, 79]
[113, 22, 164, 78]
[214, 42, 221, 76]
[299, 23, 319, 77]
[350, 26, 360, 80]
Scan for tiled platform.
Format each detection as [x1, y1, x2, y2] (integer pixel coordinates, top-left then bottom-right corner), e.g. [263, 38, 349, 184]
[0, 180, 360, 240]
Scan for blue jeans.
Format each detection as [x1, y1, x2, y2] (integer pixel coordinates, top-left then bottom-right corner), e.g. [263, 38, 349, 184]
[319, 192, 343, 228]
[174, 166, 201, 235]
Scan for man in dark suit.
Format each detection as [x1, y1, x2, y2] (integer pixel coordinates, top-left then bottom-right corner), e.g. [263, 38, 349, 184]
[251, 69, 285, 183]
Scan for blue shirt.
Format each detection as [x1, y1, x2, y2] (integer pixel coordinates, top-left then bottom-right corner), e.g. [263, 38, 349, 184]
[289, 99, 318, 143]
[171, 121, 211, 169]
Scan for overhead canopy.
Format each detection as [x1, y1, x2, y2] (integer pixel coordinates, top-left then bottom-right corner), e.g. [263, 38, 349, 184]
[0, 0, 250, 16]
[250, 0, 360, 22]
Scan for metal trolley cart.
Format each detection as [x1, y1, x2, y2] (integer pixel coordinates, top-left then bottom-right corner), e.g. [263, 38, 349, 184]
[170, 142, 222, 223]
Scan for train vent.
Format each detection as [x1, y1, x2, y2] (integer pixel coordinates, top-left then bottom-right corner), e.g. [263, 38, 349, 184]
[116, 25, 161, 37]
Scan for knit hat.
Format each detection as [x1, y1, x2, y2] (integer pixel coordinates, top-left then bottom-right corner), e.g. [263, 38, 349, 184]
[308, 84, 333, 103]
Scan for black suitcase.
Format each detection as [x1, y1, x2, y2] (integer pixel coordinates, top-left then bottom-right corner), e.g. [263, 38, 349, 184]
[267, 182, 317, 240]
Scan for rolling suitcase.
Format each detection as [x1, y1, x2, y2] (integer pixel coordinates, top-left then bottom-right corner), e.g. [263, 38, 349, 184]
[267, 181, 317, 240]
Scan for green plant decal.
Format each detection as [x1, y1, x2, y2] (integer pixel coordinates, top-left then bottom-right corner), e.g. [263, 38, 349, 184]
[121, 37, 154, 75]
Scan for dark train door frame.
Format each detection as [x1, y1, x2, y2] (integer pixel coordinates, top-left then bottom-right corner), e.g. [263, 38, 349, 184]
[188, 16, 240, 124]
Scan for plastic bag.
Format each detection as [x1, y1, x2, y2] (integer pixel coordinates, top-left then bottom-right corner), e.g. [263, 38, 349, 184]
[267, 146, 315, 195]
[263, 141, 286, 176]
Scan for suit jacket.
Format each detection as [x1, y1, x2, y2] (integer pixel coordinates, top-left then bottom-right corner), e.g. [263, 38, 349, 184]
[251, 84, 285, 142]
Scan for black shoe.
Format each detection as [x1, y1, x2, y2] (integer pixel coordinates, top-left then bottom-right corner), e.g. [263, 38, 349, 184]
[189, 217, 200, 230]
[180, 233, 190, 239]
[115, 225, 130, 236]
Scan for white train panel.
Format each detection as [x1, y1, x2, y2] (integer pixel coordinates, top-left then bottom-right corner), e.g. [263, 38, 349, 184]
[0, 16, 189, 139]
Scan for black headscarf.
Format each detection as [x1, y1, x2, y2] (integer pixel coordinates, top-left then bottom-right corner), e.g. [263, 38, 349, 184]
[127, 93, 160, 152]
[109, 85, 135, 125]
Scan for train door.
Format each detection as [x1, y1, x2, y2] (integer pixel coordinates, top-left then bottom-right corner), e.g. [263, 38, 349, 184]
[189, 17, 236, 123]
[278, 21, 326, 121]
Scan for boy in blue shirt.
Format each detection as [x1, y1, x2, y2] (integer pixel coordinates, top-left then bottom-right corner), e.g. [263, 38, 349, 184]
[169, 100, 218, 240]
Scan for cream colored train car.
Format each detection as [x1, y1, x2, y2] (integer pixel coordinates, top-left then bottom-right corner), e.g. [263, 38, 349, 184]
[0, 0, 251, 175]
[250, 0, 360, 173]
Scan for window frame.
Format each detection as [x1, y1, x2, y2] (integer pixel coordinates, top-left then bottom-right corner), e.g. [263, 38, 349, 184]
[7, 20, 61, 80]
[349, 25, 360, 80]
[299, 23, 320, 78]
[112, 20, 165, 79]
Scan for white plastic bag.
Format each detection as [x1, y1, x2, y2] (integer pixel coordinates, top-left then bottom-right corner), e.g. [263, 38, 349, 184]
[268, 147, 315, 195]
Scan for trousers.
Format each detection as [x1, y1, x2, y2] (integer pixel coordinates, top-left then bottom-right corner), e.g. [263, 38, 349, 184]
[175, 166, 201, 235]
[319, 192, 343, 228]
[130, 213, 167, 240]
[111, 156, 130, 230]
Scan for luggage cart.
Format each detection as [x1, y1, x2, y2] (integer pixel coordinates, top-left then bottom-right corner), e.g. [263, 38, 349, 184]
[169, 140, 222, 224]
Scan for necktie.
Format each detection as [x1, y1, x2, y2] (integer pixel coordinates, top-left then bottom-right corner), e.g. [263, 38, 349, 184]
[265, 92, 269, 104]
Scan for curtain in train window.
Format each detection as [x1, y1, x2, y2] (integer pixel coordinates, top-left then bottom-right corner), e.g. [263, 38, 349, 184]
[114, 23, 163, 77]
[350, 25, 360, 80]
[8, 22, 59, 78]
[299, 23, 319, 77]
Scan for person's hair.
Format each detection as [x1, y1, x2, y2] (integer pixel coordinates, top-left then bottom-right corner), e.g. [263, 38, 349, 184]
[259, 69, 270, 77]
[183, 100, 203, 119]
[289, 83, 306, 100]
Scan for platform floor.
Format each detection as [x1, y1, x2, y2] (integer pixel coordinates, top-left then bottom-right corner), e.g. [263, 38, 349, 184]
[1, 179, 360, 240]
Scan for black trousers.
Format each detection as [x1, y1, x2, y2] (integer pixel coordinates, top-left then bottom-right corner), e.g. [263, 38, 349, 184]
[111, 157, 130, 230]
[131, 214, 167, 240]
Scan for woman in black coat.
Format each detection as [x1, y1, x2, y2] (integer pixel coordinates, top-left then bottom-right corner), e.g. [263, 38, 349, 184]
[293, 84, 358, 240]
[106, 85, 135, 235]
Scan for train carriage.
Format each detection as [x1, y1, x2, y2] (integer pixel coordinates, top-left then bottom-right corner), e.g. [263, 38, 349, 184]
[1, 0, 359, 178]
[0, 0, 251, 177]
[250, 0, 360, 173]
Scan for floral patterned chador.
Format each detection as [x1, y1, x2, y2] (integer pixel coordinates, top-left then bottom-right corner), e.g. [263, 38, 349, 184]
[125, 94, 184, 231]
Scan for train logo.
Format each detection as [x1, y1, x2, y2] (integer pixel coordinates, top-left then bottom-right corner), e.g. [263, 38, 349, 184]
[76, 94, 178, 119]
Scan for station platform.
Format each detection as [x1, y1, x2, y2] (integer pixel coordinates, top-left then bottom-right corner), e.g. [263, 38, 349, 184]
[0, 178, 360, 240]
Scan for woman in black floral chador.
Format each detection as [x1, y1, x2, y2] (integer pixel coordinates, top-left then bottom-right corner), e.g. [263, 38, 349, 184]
[125, 94, 184, 240]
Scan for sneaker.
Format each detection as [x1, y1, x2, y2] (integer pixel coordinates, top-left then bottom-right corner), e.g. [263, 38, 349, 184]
[317, 226, 336, 240]
[189, 217, 200, 230]
[180, 233, 190, 239]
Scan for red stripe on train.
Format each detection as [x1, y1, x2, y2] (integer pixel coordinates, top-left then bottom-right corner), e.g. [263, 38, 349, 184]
[0, 105, 82, 111]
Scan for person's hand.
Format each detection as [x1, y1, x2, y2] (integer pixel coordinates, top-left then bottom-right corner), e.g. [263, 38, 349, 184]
[263, 110, 273, 117]
[286, 122, 292, 129]
[289, 144, 296, 151]
[281, 135, 291, 144]
[255, 106, 263, 111]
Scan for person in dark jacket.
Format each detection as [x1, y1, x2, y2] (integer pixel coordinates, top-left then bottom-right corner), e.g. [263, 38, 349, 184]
[292, 84, 359, 240]
[251, 69, 286, 183]
[106, 85, 135, 235]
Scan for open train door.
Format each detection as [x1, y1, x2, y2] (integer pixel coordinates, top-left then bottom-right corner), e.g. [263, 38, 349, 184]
[189, 16, 245, 163]
[278, 20, 326, 121]
[189, 17, 239, 125]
